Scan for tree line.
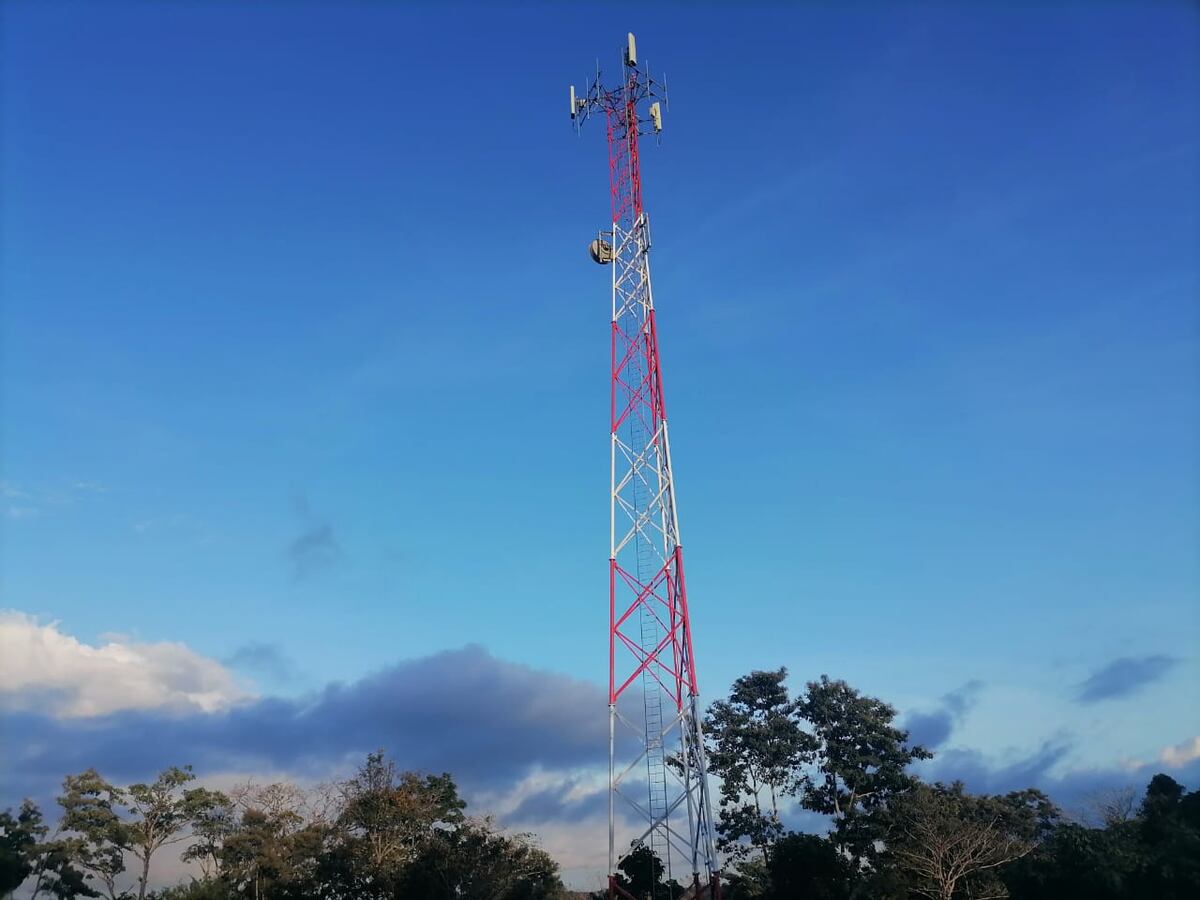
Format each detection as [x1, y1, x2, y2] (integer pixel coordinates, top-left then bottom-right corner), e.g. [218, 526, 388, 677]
[3, 669, 1197, 900]
[0, 753, 561, 900]
[615, 667, 1198, 900]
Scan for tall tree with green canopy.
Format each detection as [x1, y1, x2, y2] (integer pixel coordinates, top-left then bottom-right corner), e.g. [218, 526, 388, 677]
[125, 767, 226, 900]
[220, 781, 317, 900]
[1132, 773, 1200, 898]
[1, 800, 43, 897]
[220, 808, 302, 900]
[180, 792, 237, 881]
[703, 668, 812, 863]
[333, 751, 467, 898]
[794, 675, 931, 866]
[10, 799, 97, 900]
[58, 770, 128, 900]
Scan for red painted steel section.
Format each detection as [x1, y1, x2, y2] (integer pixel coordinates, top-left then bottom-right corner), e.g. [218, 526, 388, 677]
[674, 546, 699, 694]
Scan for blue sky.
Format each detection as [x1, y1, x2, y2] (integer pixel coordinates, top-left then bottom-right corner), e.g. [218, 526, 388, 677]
[2, 1, 1198, 877]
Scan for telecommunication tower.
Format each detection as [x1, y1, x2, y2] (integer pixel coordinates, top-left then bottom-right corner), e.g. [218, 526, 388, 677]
[569, 34, 721, 900]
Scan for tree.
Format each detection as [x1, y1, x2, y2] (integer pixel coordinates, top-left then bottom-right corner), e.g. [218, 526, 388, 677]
[180, 792, 236, 880]
[1003, 772, 1200, 900]
[795, 675, 931, 865]
[340, 752, 465, 867]
[1, 800, 43, 897]
[6, 800, 96, 900]
[125, 767, 223, 900]
[332, 752, 466, 897]
[1131, 773, 1200, 899]
[58, 770, 128, 900]
[883, 782, 1050, 900]
[402, 818, 563, 900]
[704, 669, 812, 864]
[37, 844, 101, 899]
[220, 809, 298, 900]
[762, 832, 854, 900]
[223, 779, 315, 898]
[1083, 785, 1138, 828]
[607, 845, 683, 900]
[718, 855, 769, 900]
[227, 784, 308, 828]
[1002, 820, 1137, 900]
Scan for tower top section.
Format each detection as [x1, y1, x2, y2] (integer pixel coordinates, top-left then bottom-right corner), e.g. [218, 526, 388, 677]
[569, 32, 667, 138]
[569, 33, 668, 228]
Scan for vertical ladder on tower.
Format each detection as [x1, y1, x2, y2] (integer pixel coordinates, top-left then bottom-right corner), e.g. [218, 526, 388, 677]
[626, 310, 671, 896]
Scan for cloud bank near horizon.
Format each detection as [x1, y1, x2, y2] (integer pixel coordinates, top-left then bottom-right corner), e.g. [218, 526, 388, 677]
[0, 611, 621, 886]
[2, 611, 1197, 839]
[1, 614, 608, 804]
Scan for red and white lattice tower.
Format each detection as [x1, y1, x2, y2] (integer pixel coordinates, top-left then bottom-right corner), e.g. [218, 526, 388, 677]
[570, 34, 721, 900]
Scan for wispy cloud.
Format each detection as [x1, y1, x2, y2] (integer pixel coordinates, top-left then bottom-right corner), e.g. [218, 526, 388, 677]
[2, 480, 38, 519]
[1, 479, 110, 520]
[286, 523, 340, 579]
[70, 481, 109, 494]
[285, 495, 342, 579]
[1076, 655, 1178, 704]
[223, 642, 299, 685]
[904, 679, 984, 750]
[0, 481, 29, 499]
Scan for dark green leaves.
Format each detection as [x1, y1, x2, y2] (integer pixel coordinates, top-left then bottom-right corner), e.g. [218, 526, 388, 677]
[795, 675, 931, 863]
[704, 668, 811, 863]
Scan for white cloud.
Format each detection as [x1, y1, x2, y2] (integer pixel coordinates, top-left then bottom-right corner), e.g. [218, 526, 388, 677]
[0, 481, 28, 499]
[1102, 735, 1200, 775]
[1159, 735, 1200, 768]
[0, 611, 251, 718]
[71, 481, 109, 493]
[1, 478, 109, 520]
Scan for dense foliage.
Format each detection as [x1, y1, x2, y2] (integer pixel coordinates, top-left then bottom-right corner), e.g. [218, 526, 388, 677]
[3, 671, 1195, 900]
[0, 753, 562, 900]
[704, 667, 1200, 900]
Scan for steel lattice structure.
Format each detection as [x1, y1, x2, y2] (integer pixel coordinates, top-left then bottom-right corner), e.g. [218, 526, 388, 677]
[570, 34, 721, 900]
